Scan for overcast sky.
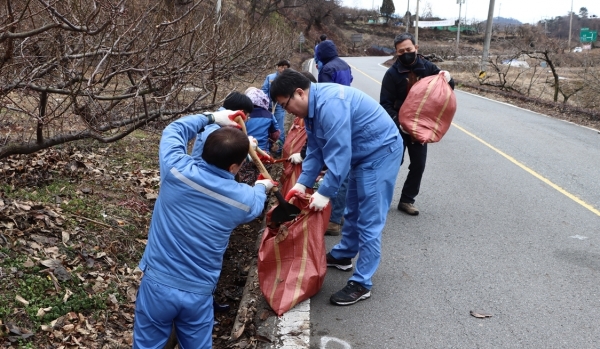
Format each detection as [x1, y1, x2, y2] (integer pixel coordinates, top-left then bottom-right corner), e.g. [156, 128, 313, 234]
[342, 0, 600, 24]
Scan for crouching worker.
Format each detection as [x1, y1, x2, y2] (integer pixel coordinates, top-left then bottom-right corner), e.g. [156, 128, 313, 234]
[132, 110, 276, 349]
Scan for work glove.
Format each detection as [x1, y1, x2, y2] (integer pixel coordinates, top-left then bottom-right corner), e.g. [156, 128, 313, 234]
[257, 174, 278, 186]
[440, 70, 451, 83]
[212, 110, 247, 128]
[308, 191, 329, 211]
[248, 136, 258, 150]
[255, 179, 277, 192]
[258, 152, 274, 164]
[285, 183, 306, 201]
[288, 153, 303, 164]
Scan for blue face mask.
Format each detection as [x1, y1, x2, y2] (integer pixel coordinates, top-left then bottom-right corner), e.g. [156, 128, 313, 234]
[399, 51, 416, 66]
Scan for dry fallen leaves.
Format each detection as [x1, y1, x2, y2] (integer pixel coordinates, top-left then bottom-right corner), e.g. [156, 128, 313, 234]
[470, 310, 493, 318]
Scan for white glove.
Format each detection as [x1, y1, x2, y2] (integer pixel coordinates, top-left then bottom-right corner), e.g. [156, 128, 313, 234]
[255, 179, 276, 192]
[288, 153, 303, 164]
[440, 70, 451, 83]
[285, 182, 306, 201]
[212, 110, 240, 127]
[248, 136, 258, 150]
[308, 191, 330, 211]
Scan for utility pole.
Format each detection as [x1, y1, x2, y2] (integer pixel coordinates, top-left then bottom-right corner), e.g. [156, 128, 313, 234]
[480, 0, 495, 76]
[415, 0, 419, 44]
[406, 0, 411, 32]
[568, 0, 573, 50]
[456, 0, 465, 52]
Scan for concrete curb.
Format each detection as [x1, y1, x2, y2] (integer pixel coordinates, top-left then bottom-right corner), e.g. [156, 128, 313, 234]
[233, 218, 311, 348]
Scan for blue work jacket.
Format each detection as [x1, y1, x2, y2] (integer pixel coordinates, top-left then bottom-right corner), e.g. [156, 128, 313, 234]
[139, 114, 266, 294]
[298, 83, 401, 199]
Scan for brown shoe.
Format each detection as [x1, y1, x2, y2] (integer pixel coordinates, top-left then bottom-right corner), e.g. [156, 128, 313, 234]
[397, 202, 419, 216]
[326, 222, 341, 236]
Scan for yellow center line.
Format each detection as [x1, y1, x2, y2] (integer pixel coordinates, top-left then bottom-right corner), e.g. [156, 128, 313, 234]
[348, 64, 384, 85]
[452, 122, 600, 217]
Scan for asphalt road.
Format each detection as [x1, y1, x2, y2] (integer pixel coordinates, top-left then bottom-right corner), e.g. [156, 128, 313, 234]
[308, 56, 600, 348]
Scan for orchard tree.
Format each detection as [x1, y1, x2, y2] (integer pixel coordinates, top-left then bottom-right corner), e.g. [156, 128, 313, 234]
[380, 0, 395, 22]
[0, 0, 291, 159]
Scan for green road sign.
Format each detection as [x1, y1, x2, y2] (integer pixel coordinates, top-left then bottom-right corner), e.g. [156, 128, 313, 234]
[580, 29, 597, 43]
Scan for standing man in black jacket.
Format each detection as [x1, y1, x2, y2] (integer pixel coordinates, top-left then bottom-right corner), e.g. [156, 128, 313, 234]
[380, 32, 454, 216]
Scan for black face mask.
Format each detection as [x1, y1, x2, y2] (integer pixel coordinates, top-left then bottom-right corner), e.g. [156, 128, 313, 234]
[399, 52, 416, 66]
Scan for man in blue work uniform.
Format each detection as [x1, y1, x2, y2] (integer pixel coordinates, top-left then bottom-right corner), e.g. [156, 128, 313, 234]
[133, 110, 276, 348]
[316, 39, 353, 236]
[271, 69, 403, 306]
[261, 59, 290, 156]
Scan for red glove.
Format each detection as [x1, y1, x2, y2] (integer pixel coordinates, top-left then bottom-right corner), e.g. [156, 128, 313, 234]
[258, 152, 274, 164]
[212, 110, 247, 128]
[285, 183, 306, 201]
[232, 110, 247, 122]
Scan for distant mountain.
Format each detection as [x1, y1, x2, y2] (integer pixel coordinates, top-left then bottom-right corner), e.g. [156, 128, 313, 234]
[483, 16, 522, 25]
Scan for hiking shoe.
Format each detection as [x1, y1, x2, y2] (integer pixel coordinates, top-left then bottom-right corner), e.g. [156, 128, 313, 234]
[398, 202, 419, 216]
[325, 222, 341, 236]
[326, 252, 352, 271]
[330, 281, 371, 306]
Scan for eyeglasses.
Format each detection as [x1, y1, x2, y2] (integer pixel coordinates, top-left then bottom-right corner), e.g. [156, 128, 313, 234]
[280, 93, 293, 110]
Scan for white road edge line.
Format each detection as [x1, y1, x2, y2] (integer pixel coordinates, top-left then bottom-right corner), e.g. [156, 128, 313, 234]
[277, 299, 310, 348]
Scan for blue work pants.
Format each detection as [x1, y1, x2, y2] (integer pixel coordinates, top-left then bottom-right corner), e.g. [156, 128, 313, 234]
[330, 139, 403, 289]
[133, 276, 213, 349]
[329, 176, 349, 225]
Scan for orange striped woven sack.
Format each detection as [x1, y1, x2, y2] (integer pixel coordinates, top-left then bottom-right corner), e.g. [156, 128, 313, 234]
[280, 117, 307, 195]
[399, 71, 457, 143]
[257, 192, 330, 316]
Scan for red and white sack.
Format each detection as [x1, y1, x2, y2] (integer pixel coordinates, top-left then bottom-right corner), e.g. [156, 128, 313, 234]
[280, 117, 307, 195]
[257, 193, 330, 316]
[399, 72, 457, 143]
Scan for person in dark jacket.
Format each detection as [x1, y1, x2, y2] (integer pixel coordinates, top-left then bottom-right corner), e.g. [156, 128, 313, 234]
[317, 40, 353, 85]
[314, 34, 327, 72]
[380, 32, 454, 216]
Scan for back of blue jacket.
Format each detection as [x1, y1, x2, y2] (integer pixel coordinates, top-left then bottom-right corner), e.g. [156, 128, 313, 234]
[139, 115, 266, 293]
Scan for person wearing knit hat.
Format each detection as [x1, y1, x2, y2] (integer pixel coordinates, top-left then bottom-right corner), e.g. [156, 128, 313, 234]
[261, 60, 291, 157]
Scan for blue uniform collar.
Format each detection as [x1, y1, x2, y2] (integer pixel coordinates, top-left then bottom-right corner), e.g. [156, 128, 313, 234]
[198, 159, 235, 180]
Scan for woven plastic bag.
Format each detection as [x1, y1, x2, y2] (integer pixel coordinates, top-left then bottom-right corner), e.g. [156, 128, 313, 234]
[399, 72, 457, 143]
[280, 117, 307, 195]
[257, 192, 330, 316]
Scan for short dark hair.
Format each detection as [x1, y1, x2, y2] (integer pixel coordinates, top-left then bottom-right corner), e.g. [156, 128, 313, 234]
[270, 69, 311, 101]
[223, 92, 253, 114]
[393, 32, 415, 48]
[202, 127, 249, 170]
[300, 71, 317, 83]
[320, 34, 327, 42]
[276, 59, 290, 68]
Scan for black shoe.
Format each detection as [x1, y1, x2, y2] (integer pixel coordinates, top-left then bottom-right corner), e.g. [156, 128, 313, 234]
[397, 202, 419, 216]
[330, 281, 371, 306]
[326, 252, 353, 271]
